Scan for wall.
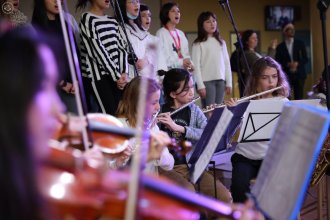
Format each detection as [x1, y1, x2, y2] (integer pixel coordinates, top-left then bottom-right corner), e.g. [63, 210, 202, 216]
[310, 0, 330, 83]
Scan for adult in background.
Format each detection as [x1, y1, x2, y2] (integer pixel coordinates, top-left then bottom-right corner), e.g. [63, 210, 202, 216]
[275, 22, 308, 100]
[239, 29, 277, 96]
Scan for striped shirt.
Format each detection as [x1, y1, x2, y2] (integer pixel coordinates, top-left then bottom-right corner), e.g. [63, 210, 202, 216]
[80, 12, 127, 81]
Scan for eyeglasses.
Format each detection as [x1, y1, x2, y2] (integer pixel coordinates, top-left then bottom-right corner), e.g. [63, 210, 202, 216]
[127, 0, 140, 4]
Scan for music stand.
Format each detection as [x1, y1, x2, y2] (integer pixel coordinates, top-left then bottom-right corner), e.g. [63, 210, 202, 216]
[189, 102, 250, 184]
[251, 102, 330, 220]
[238, 99, 286, 143]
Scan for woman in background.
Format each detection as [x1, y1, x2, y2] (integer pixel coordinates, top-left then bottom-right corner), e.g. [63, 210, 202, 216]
[115, 0, 156, 79]
[239, 29, 277, 96]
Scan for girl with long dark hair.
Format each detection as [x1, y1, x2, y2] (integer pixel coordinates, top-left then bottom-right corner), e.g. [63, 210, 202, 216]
[226, 56, 290, 203]
[0, 27, 64, 220]
[32, 0, 79, 114]
[192, 11, 232, 110]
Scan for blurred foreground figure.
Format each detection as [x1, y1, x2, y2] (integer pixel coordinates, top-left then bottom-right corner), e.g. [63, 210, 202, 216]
[0, 27, 64, 219]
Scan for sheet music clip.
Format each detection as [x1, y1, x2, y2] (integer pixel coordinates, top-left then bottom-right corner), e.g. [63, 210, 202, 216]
[189, 102, 250, 184]
[245, 193, 273, 220]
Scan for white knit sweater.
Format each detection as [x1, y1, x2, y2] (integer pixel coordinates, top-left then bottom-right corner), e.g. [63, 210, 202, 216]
[191, 37, 232, 90]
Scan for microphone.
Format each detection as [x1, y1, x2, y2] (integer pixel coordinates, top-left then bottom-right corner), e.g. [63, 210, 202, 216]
[218, 0, 228, 11]
[218, 0, 228, 5]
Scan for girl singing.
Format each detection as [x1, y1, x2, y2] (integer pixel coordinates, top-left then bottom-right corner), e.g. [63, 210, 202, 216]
[156, 2, 194, 71]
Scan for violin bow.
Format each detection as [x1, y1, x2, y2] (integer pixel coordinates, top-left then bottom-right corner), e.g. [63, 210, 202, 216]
[57, 0, 92, 150]
[109, 1, 151, 217]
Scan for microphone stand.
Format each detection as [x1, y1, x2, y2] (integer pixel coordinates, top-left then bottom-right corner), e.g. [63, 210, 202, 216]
[233, 41, 245, 97]
[111, 0, 138, 78]
[317, 0, 330, 110]
[218, 1, 271, 219]
[218, 0, 250, 92]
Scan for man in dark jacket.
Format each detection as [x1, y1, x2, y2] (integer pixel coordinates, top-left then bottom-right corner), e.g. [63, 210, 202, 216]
[275, 23, 308, 100]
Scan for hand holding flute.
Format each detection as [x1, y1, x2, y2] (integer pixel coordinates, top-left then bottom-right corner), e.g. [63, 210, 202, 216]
[157, 112, 186, 134]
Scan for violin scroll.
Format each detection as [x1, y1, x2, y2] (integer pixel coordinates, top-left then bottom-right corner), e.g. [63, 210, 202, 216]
[169, 139, 192, 155]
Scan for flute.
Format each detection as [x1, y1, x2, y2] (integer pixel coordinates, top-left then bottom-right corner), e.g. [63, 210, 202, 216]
[170, 96, 201, 116]
[147, 109, 160, 129]
[202, 86, 283, 113]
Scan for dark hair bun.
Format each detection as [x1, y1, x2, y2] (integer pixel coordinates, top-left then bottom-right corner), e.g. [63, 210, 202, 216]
[157, 69, 167, 76]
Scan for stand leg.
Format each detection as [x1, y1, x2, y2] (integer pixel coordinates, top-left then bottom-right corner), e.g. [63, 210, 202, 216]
[327, 175, 330, 220]
[297, 213, 301, 220]
[318, 179, 324, 220]
[209, 161, 218, 199]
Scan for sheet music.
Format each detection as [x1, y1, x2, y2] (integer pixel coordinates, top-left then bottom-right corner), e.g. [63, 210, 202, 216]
[191, 107, 233, 184]
[291, 99, 321, 107]
[252, 103, 330, 220]
[238, 99, 286, 142]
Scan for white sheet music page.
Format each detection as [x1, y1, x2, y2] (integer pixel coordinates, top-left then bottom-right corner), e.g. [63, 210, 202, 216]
[191, 107, 233, 184]
[237, 99, 286, 142]
[251, 103, 330, 220]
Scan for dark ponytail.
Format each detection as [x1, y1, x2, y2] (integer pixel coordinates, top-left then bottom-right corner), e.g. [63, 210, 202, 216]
[162, 68, 191, 106]
[76, 0, 89, 11]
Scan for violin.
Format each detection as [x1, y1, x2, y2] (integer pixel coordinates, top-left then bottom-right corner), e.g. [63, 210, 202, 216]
[54, 113, 135, 154]
[54, 113, 192, 160]
[40, 147, 201, 220]
[41, 147, 256, 220]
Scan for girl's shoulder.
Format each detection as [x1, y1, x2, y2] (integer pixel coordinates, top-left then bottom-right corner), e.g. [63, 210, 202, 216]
[156, 27, 167, 35]
[81, 12, 115, 21]
[190, 103, 203, 113]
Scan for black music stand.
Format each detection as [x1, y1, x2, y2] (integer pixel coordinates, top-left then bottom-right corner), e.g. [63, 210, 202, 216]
[239, 113, 281, 142]
[189, 101, 249, 166]
[237, 100, 285, 143]
[251, 103, 330, 220]
[189, 102, 249, 184]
